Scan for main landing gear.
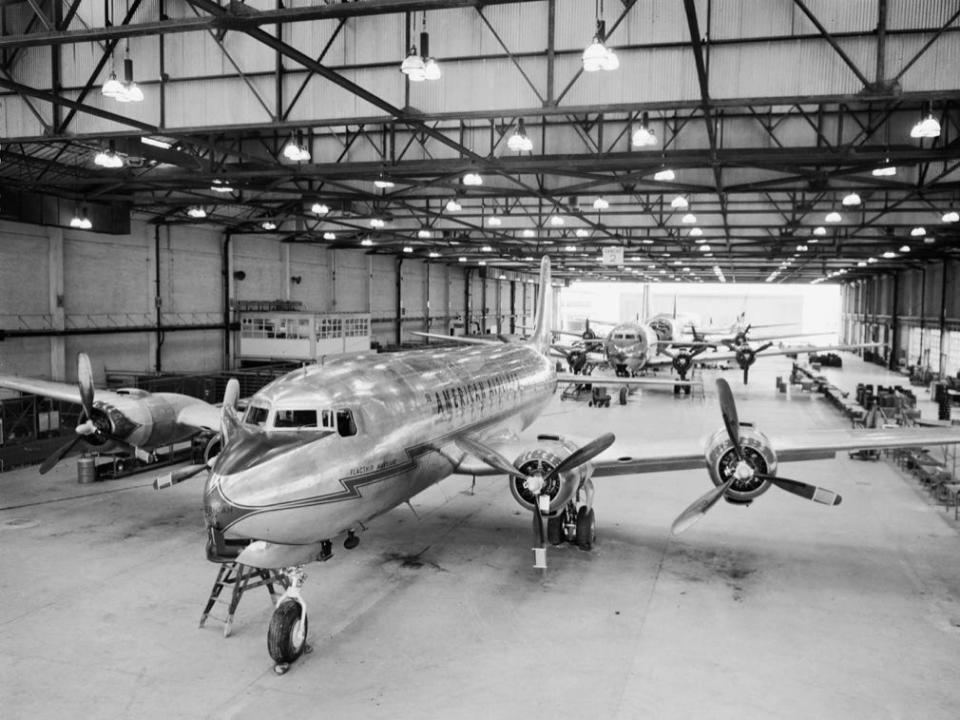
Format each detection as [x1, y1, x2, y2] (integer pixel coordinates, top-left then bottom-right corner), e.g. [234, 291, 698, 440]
[545, 478, 597, 552]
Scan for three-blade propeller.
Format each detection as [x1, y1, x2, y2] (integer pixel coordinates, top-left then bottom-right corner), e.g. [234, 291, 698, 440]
[459, 432, 615, 569]
[39, 353, 135, 474]
[670, 378, 841, 534]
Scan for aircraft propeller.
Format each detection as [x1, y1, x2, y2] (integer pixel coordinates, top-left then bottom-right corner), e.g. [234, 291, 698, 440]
[734, 341, 773, 384]
[39, 353, 136, 475]
[670, 378, 841, 534]
[458, 432, 614, 568]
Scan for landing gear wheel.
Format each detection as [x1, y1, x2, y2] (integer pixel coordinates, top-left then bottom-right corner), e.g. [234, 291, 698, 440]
[547, 516, 565, 545]
[268, 600, 309, 673]
[619, 387, 628, 405]
[684, 384, 692, 396]
[575, 506, 596, 551]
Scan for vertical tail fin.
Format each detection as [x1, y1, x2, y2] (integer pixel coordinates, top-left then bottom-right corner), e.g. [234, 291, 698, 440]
[529, 256, 553, 356]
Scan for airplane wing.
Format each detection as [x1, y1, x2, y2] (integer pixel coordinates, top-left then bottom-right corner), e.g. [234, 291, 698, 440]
[0, 374, 125, 405]
[176, 402, 222, 432]
[454, 425, 960, 479]
[410, 331, 504, 346]
[754, 343, 878, 359]
[557, 372, 692, 387]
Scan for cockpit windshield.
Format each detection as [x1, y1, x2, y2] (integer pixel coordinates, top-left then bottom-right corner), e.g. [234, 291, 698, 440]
[245, 405, 270, 426]
[274, 409, 318, 428]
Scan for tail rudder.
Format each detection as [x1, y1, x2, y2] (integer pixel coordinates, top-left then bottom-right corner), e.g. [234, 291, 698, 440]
[529, 256, 553, 356]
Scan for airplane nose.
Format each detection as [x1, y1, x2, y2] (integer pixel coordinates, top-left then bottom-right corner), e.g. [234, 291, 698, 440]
[203, 473, 255, 533]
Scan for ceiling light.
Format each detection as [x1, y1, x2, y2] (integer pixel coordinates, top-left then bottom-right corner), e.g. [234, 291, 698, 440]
[507, 118, 534, 152]
[593, 197, 609, 210]
[445, 198, 462, 212]
[458, 256, 467, 262]
[361, 238, 374, 247]
[429, 251, 440, 258]
[418, 229, 432, 239]
[522, 229, 535, 238]
[910, 113, 941, 139]
[463, 172, 483, 186]
[699, 244, 711, 252]
[942, 210, 959, 223]
[481, 245, 493, 252]
[872, 165, 897, 177]
[187, 206, 206, 219]
[858, 261, 867, 267]
[882, 251, 896, 259]
[796, 244, 808, 251]
[374, 176, 395, 189]
[899, 245, 910, 253]
[813, 226, 826, 235]
[400, 45, 426, 81]
[478, 260, 486, 266]
[70, 208, 92, 230]
[825, 211, 842, 223]
[101, 70, 124, 99]
[631, 112, 657, 147]
[575, 228, 589, 238]
[841, 192, 861, 206]
[140, 136, 173, 150]
[670, 195, 688, 209]
[565, 245, 577, 252]
[93, 146, 124, 169]
[654, 169, 675, 181]
[910, 226, 926, 237]
[312, 202, 329, 216]
[261, 221, 277, 230]
[689, 227, 702, 237]
[323, 232, 336, 240]
[487, 215, 502, 226]
[370, 218, 385, 228]
[282, 132, 310, 162]
[549, 215, 565, 226]
[210, 179, 233, 193]
[403, 246, 414, 253]
[423, 56, 441, 81]
[681, 212, 697, 224]
[582, 20, 618, 72]
[116, 53, 143, 103]
[867, 257, 877, 263]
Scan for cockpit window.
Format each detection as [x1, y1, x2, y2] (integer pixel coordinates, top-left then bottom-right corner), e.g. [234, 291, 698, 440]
[245, 405, 269, 426]
[336, 409, 357, 437]
[274, 409, 318, 428]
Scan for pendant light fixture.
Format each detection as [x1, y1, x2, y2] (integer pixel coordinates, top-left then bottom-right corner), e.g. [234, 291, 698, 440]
[507, 118, 534, 152]
[582, 1, 619, 72]
[631, 112, 658, 147]
[400, 12, 441, 82]
[910, 104, 941, 139]
[281, 131, 311, 162]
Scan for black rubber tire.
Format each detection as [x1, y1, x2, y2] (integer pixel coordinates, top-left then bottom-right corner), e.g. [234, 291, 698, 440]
[547, 516, 564, 545]
[673, 384, 680, 395]
[619, 387, 628, 405]
[684, 384, 692, 396]
[268, 600, 309, 665]
[575, 506, 596, 551]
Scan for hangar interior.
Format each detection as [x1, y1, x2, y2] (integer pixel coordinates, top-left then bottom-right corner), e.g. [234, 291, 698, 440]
[1, 1, 960, 717]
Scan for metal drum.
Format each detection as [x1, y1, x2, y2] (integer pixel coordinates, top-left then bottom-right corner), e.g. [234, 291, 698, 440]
[77, 455, 97, 484]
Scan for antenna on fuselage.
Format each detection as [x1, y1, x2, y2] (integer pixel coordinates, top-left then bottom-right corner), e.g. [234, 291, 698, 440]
[528, 256, 553, 356]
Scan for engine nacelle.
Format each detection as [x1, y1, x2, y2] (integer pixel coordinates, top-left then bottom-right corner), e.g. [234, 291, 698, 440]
[703, 424, 778, 505]
[509, 436, 590, 515]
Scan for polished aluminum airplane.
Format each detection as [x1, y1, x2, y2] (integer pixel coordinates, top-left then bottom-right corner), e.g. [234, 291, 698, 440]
[0, 353, 231, 473]
[157, 257, 960, 673]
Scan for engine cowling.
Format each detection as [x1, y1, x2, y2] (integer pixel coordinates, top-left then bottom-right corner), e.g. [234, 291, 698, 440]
[703, 424, 778, 505]
[509, 437, 589, 514]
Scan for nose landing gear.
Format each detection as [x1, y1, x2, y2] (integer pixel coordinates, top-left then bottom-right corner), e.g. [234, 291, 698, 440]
[268, 567, 312, 675]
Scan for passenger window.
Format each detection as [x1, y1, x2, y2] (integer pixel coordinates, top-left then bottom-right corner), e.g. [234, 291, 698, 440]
[274, 409, 318, 428]
[321, 410, 334, 429]
[245, 406, 269, 426]
[336, 409, 357, 437]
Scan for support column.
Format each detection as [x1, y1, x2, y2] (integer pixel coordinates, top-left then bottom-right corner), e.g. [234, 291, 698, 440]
[48, 228, 66, 380]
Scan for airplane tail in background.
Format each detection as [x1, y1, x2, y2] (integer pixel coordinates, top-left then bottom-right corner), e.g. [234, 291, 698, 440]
[528, 256, 553, 356]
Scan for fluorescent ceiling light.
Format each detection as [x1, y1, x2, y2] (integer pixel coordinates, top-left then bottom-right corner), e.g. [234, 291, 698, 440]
[872, 166, 896, 177]
[141, 136, 173, 149]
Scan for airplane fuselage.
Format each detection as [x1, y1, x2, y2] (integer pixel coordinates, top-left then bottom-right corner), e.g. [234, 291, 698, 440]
[602, 322, 659, 374]
[205, 343, 557, 548]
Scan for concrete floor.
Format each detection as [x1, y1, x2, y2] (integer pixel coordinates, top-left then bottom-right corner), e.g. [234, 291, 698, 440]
[2, 353, 960, 719]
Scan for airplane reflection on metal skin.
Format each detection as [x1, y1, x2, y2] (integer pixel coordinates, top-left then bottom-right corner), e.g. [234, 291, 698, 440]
[155, 257, 960, 675]
[0, 354, 231, 473]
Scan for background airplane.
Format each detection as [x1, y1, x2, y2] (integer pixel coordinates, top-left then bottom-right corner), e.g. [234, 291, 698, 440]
[155, 256, 960, 675]
[0, 353, 232, 473]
